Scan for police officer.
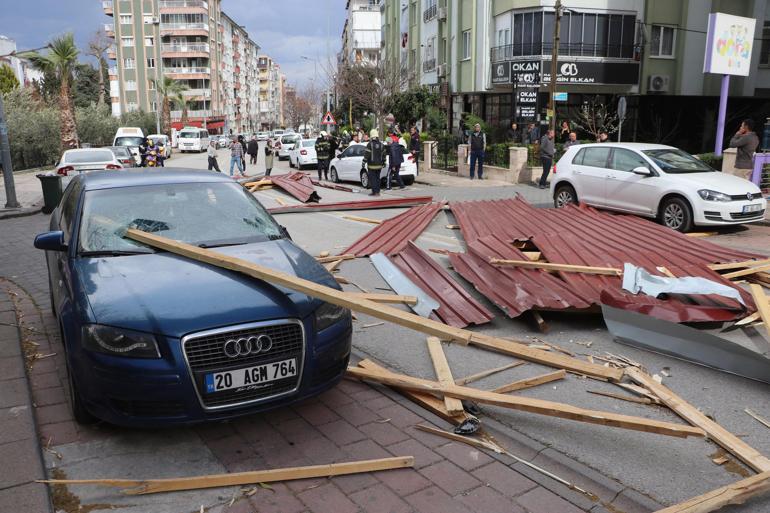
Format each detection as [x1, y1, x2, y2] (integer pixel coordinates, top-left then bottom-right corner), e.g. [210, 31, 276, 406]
[363, 129, 385, 197]
[315, 130, 331, 181]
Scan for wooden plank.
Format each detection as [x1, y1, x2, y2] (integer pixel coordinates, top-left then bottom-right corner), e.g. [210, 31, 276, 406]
[489, 258, 622, 276]
[531, 311, 549, 333]
[324, 259, 345, 273]
[685, 231, 718, 238]
[124, 229, 623, 380]
[349, 292, 418, 305]
[653, 471, 770, 513]
[357, 360, 470, 425]
[492, 370, 566, 394]
[274, 196, 288, 206]
[454, 361, 526, 386]
[347, 366, 704, 438]
[343, 215, 382, 225]
[749, 284, 770, 340]
[734, 312, 761, 327]
[445, 224, 460, 229]
[745, 409, 770, 430]
[722, 263, 770, 280]
[709, 258, 770, 271]
[39, 456, 414, 496]
[657, 266, 677, 278]
[426, 337, 465, 415]
[316, 254, 355, 264]
[626, 368, 770, 472]
[523, 251, 542, 261]
[587, 390, 653, 405]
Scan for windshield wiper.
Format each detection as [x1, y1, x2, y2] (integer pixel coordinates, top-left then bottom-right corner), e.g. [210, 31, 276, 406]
[197, 241, 250, 249]
[80, 250, 155, 257]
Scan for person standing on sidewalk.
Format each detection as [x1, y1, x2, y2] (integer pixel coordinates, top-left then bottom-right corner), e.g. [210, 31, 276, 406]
[207, 140, 221, 172]
[315, 131, 331, 181]
[410, 125, 420, 175]
[386, 136, 406, 190]
[728, 119, 759, 180]
[247, 136, 259, 166]
[229, 136, 244, 177]
[469, 123, 486, 180]
[264, 139, 275, 177]
[238, 135, 248, 174]
[538, 129, 555, 189]
[363, 129, 385, 196]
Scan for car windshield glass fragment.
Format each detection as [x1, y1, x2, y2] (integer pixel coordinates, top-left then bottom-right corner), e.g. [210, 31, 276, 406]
[78, 182, 283, 254]
[65, 150, 115, 163]
[642, 149, 714, 173]
[114, 136, 145, 147]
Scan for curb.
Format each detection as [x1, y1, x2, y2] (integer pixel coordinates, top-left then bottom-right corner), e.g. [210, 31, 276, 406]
[0, 206, 43, 220]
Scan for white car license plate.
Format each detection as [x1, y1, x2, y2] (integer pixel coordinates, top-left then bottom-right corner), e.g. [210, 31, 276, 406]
[743, 204, 763, 213]
[204, 358, 297, 393]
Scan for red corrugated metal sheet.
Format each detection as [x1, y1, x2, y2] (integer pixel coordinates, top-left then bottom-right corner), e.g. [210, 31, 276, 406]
[390, 242, 494, 328]
[449, 197, 762, 322]
[269, 172, 321, 203]
[268, 196, 433, 214]
[342, 201, 447, 257]
[310, 179, 356, 193]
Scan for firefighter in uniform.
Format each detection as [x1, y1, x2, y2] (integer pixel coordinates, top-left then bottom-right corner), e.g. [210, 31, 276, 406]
[363, 129, 385, 197]
[315, 131, 331, 181]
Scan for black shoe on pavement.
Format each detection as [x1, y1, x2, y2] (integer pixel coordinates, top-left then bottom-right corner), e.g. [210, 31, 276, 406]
[399, 186, 405, 189]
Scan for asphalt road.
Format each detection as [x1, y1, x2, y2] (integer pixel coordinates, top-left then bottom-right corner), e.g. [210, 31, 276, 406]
[167, 145, 770, 511]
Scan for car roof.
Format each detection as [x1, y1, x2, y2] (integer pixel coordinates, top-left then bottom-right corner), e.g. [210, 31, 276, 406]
[571, 142, 677, 151]
[77, 169, 234, 191]
[64, 148, 115, 154]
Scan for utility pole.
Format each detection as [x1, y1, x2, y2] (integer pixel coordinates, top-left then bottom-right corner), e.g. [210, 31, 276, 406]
[0, 93, 20, 208]
[548, 0, 563, 133]
[153, 19, 162, 135]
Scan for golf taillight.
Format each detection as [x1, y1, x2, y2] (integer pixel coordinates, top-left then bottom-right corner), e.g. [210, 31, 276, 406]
[106, 164, 122, 170]
[553, 163, 557, 174]
[57, 166, 74, 176]
[300, 150, 307, 155]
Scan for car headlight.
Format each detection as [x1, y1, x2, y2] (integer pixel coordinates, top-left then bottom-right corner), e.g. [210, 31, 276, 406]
[314, 302, 350, 332]
[81, 324, 161, 358]
[698, 189, 731, 202]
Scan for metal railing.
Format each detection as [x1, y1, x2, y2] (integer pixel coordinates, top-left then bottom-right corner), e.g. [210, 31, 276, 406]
[170, 109, 210, 118]
[161, 43, 210, 53]
[422, 58, 436, 72]
[491, 42, 636, 62]
[104, 23, 114, 33]
[102, 1, 113, 10]
[159, 0, 208, 8]
[423, 3, 437, 22]
[165, 66, 210, 74]
[161, 22, 209, 31]
[182, 88, 210, 96]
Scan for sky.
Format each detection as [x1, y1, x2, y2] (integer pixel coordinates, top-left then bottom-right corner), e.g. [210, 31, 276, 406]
[0, 0, 347, 88]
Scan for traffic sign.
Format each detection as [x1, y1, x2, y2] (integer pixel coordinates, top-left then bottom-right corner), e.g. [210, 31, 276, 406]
[321, 111, 337, 125]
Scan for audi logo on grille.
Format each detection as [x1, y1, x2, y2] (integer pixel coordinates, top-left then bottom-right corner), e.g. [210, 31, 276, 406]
[223, 335, 273, 358]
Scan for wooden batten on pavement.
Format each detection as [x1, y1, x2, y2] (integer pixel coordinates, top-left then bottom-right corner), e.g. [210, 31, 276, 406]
[653, 471, 770, 513]
[492, 369, 566, 394]
[426, 337, 465, 415]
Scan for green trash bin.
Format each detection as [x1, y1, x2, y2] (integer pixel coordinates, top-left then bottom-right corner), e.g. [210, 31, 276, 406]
[36, 174, 63, 214]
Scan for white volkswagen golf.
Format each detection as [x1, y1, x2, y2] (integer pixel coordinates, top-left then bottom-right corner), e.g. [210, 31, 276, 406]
[550, 143, 766, 232]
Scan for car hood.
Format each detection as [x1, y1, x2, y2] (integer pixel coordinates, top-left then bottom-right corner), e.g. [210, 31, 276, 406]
[667, 171, 761, 195]
[75, 239, 335, 338]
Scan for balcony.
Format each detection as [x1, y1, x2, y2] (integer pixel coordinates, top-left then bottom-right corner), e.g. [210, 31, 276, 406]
[102, 0, 113, 15]
[165, 66, 210, 75]
[490, 42, 636, 62]
[182, 88, 210, 97]
[104, 23, 115, 37]
[161, 43, 210, 56]
[108, 66, 118, 77]
[170, 109, 211, 118]
[423, 3, 437, 22]
[107, 46, 117, 59]
[159, 0, 208, 8]
[160, 22, 209, 35]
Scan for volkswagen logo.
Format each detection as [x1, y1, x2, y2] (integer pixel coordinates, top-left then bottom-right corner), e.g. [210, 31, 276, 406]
[223, 335, 273, 358]
[747, 192, 754, 201]
[560, 63, 578, 76]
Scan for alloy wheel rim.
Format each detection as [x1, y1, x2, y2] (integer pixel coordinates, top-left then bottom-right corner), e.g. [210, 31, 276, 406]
[664, 204, 684, 228]
[556, 191, 573, 207]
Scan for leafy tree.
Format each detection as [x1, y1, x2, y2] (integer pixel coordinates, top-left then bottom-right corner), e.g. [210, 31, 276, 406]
[0, 64, 19, 94]
[173, 92, 189, 126]
[87, 29, 111, 106]
[3, 88, 60, 169]
[23, 33, 81, 149]
[152, 76, 187, 136]
[384, 86, 438, 128]
[76, 103, 119, 147]
[72, 63, 101, 108]
[335, 61, 407, 134]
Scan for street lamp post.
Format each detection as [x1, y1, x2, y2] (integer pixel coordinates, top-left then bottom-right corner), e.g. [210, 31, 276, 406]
[153, 19, 162, 135]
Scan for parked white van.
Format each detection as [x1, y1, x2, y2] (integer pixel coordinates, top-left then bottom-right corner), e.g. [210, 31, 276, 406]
[112, 127, 145, 165]
[177, 127, 210, 152]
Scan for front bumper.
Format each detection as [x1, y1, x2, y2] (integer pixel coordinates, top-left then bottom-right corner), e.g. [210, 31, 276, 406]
[693, 198, 767, 226]
[72, 317, 352, 426]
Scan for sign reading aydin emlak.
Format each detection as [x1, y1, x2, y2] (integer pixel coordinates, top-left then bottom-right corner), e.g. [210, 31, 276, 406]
[703, 12, 756, 76]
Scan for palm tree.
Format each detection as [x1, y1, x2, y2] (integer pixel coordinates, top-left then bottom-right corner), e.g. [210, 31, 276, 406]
[173, 92, 189, 126]
[152, 76, 188, 136]
[25, 34, 80, 149]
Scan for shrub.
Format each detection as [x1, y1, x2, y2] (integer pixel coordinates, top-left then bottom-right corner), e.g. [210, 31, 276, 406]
[485, 143, 510, 167]
[695, 152, 723, 171]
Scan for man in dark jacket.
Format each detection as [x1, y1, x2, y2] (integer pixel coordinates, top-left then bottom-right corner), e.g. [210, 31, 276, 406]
[247, 136, 259, 165]
[728, 119, 759, 180]
[315, 131, 331, 181]
[468, 123, 486, 180]
[363, 129, 385, 196]
[538, 129, 555, 189]
[506, 122, 521, 143]
[526, 123, 540, 144]
[386, 138, 405, 190]
[237, 135, 247, 173]
[410, 126, 420, 174]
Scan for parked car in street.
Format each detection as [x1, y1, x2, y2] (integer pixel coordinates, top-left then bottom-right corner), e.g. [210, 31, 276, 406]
[56, 148, 123, 187]
[550, 143, 767, 232]
[278, 134, 302, 160]
[272, 129, 286, 139]
[34, 170, 352, 426]
[217, 136, 229, 149]
[289, 139, 318, 169]
[257, 131, 270, 141]
[112, 126, 145, 165]
[329, 142, 416, 187]
[177, 127, 210, 153]
[147, 134, 172, 159]
[107, 146, 137, 168]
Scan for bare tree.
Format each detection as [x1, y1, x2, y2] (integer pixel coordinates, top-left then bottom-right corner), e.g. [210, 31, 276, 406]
[87, 29, 111, 106]
[334, 60, 407, 134]
[572, 96, 619, 141]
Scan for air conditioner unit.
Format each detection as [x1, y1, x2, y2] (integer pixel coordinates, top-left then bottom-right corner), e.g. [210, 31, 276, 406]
[437, 64, 447, 77]
[438, 7, 447, 21]
[144, 16, 159, 24]
[648, 74, 670, 93]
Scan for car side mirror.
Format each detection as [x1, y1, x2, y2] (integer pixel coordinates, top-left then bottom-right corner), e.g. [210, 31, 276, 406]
[34, 231, 67, 252]
[279, 225, 292, 240]
[632, 166, 653, 176]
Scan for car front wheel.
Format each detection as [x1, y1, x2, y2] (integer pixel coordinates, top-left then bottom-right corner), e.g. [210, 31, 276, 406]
[554, 184, 577, 208]
[360, 170, 370, 189]
[330, 167, 340, 183]
[60, 324, 97, 424]
[659, 197, 693, 232]
[403, 176, 414, 186]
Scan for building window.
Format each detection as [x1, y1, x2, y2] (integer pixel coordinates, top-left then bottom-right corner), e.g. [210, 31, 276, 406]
[124, 58, 135, 69]
[121, 37, 134, 47]
[119, 14, 131, 24]
[145, 37, 154, 46]
[761, 22, 770, 66]
[147, 58, 155, 68]
[126, 102, 138, 112]
[650, 25, 675, 58]
[125, 80, 137, 91]
[143, 14, 155, 24]
[148, 79, 155, 90]
[461, 30, 471, 60]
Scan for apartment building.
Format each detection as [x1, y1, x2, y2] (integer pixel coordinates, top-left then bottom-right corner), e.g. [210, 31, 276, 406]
[102, 0, 269, 134]
[340, 0, 382, 67]
[256, 55, 284, 129]
[0, 35, 44, 86]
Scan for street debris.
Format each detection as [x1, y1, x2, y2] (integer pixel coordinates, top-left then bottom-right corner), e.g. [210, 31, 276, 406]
[745, 409, 770, 430]
[491, 369, 566, 394]
[268, 196, 433, 214]
[361, 322, 385, 329]
[342, 215, 382, 224]
[370, 252, 440, 318]
[454, 361, 525, 386]
[246, 172, 320, 203]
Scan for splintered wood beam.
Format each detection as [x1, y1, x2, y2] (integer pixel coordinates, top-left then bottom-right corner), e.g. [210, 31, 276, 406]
[489, 259, 622, 276]
[343, 215, 382, 224]
[357, 359, 470, 425]
[454, 361, 526, 386]
[426, 337, 465, 415]
[722, 263, 770, 280]
[492, 370, 567, 394]
[626, 368, 770, 473]
[316, 254, 355, 264]
[348, 292, 418, 305]
[653, 471, 770, 513]
[347, 366, 704, 438]
[523, 251, 542, 261]
[749, 284, 770, 341]
[124, 229, 623, 380]
[685, 231, 718, 238]
[709, 258, 770, 271]
[38, 457, 415, 496]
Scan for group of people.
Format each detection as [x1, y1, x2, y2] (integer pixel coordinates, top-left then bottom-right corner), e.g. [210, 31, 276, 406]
[138, 138, 164, 167]
[207, 134, 276, 178]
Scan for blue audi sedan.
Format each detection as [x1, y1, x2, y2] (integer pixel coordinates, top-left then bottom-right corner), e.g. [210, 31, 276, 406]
[34, 170, 351, 426]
